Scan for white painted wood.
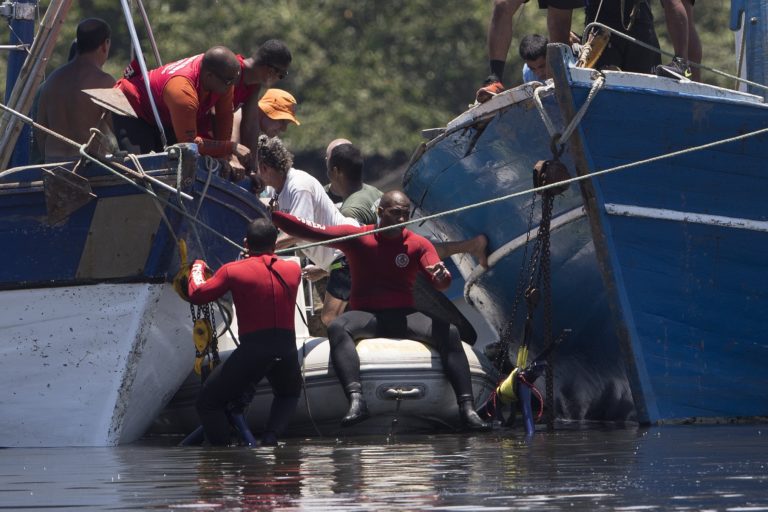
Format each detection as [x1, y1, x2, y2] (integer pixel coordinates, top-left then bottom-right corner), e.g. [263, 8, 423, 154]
[0, 283, 194, 447]
[604, 203, 768, 232]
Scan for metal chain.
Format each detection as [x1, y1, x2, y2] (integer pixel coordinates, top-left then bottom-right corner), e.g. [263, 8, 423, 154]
[496, 194, 538, 370]
[538, 192, 556, 431]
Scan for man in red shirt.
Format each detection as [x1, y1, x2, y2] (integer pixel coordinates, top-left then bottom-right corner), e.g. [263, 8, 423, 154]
[114, 45, 251, 177]
[272, 191, 490, 431]
[187, 218, 301, 446]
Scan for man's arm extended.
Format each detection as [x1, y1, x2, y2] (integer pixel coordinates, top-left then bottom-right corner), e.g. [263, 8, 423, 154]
[272, 211, 361, 247]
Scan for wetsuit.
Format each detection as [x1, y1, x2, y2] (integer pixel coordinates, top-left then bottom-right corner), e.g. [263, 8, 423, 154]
[271, 211, 475, 400]
[187, 253, 301, 445]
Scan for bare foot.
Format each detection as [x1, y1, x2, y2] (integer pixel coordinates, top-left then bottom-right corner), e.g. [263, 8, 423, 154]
[469, 234, 489, 269]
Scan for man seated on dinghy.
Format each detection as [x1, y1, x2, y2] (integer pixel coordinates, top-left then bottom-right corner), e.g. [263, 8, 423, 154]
[271, 191, 492, 431]
[313, 139, 489, 329]
[113, 45, 251, 179]
[187, 217, 302, 446]
[36, 18, 115, 163]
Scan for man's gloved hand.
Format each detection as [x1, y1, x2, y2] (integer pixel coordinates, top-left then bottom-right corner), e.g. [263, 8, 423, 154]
[475, 75, 505, 103]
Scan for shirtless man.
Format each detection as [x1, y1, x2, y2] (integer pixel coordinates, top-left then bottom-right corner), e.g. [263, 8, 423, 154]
[36, 18, 115, 162]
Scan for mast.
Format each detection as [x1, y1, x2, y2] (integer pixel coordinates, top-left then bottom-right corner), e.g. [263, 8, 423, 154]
[0, 0, 73, 169]
[731, 0, 768, 99]
[2, 0, 36, 167]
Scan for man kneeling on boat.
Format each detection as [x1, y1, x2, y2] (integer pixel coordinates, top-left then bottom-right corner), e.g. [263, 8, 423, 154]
[187, 218, 302, 446]
[272, 191, 491, 431]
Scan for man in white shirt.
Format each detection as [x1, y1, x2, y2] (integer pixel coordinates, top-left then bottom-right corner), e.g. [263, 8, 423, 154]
[255, 135, 359, 328]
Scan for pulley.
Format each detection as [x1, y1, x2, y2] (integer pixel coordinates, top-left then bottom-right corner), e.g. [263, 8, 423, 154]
[193, 318, 212, 353]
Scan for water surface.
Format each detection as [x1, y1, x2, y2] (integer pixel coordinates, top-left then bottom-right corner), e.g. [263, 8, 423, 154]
[2, 425, 766, 511]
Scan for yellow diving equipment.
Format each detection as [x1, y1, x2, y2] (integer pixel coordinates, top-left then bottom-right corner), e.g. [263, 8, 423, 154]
[192, 318, 214, 376]
[496, 368, 520, 404]
[172, 239, 191, 301]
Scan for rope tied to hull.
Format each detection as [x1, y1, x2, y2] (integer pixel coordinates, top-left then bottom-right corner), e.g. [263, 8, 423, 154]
[533, 74, 605, 150]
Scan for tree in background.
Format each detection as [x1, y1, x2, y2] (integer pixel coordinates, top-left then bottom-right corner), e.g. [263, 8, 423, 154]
[3, 0, 737, 175]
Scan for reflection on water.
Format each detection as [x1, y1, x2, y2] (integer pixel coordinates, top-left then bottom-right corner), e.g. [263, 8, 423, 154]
[1, 425, 767, 511]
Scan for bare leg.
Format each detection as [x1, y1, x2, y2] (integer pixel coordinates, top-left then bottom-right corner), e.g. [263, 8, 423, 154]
[488, 0, 524, 63]
[661, 0, 689, 61]
[321, 293, 348, 327]
[547, 7, 574, 45]
[435, 234, 489, 269]
[685, 1, 702, 81]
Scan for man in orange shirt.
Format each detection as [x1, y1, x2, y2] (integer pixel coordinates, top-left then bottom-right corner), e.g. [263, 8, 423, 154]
[114, 45, 251, 175]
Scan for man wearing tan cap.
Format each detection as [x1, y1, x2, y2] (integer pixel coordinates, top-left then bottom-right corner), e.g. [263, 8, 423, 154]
[232, 88, 300, 148]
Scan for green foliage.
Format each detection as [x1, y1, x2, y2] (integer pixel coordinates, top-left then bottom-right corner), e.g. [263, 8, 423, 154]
[0, 0, 741, 163]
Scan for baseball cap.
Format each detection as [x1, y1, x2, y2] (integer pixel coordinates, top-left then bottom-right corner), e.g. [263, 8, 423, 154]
[258, 89, 300, 126]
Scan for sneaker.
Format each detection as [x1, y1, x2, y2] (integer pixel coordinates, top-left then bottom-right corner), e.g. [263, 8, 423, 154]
[654, 57, 692, 80]
[475, 75, 505, 103]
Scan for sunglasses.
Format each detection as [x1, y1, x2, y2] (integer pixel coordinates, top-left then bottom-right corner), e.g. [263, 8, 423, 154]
[268, 64, 288, 80]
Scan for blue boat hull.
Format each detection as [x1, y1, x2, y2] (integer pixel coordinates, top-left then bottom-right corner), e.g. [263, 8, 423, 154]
[404, 86, 635, 422]
[552, 53, 768, 423]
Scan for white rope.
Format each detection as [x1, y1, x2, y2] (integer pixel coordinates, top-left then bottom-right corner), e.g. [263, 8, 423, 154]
[76, 147, 245, 252]
[194, 155, 219, 218]
[277, 124, 768, 255]
[127, 152, 178, 244]
[533, 84, 557, 137]
[532, 75, 605, 147]
[559, 74, 605, 145]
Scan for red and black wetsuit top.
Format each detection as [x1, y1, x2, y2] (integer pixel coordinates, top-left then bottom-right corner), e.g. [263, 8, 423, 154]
[187, 254, 301, 334]
[272, 211, 450, 311]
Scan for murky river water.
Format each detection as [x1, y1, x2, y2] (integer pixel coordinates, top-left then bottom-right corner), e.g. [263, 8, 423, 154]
[1, 425, 766, 511]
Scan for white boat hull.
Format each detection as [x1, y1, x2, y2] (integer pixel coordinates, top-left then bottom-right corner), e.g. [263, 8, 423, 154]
[0, 283, 195, 447]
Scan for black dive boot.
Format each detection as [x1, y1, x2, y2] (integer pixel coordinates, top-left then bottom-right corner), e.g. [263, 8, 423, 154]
[262, 394, 300, 446]
[457, 394, 492, 431]
[341, 382, 370, 427]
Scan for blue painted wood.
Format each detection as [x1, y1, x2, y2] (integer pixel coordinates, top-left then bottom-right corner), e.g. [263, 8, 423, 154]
[1, 154, 268, 289]
[561, 63, 768, 422]
[404, 92, 636, 422]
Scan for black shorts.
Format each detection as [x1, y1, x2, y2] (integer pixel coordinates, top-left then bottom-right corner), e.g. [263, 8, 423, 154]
[538, 0, 585, 9]
[326, 258, 351, 301]
[595, 21, 661, 74]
